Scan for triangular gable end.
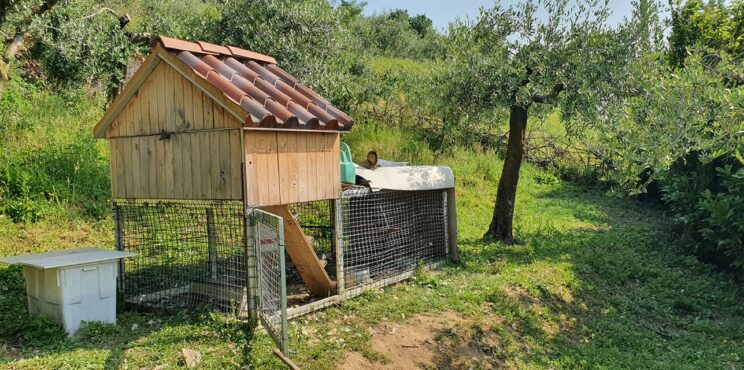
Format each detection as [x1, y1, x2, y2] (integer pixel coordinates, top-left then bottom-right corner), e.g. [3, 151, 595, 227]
[93, 44, 247, 139]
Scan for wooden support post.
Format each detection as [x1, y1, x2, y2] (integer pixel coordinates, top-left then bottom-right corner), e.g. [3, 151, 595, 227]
[114, 204, 125, 289]
[262, 205, 336, 298]
[446, 188, 459, 262]
[244, 207, 258, 322]
[206, 207, 218, 281]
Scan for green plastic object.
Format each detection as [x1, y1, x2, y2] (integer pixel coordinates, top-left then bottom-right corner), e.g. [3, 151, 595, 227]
[340, 142, 356, 184]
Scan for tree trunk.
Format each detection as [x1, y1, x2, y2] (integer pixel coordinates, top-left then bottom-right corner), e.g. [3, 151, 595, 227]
[485, 104, 528, 243]
[0, 33, 25, 99]
[0, 61, 9, 98]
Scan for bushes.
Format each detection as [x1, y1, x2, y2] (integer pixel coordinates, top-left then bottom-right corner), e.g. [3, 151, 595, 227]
[662, 155, 744, 270]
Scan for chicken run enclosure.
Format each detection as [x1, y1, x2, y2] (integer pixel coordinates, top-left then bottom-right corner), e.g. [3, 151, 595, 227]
[94, 37, 458, 352]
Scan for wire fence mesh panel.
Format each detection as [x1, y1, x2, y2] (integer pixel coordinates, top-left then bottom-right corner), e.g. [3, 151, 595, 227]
[287, 200, 335, 263]
[113, 200, 248, 314]
[340, 188, 448, 289]
[284, 200, 336, 304]
[252, 209, 289, 354]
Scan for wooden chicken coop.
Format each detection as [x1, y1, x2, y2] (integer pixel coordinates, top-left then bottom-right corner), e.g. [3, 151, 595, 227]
[95, 36, 456, 353]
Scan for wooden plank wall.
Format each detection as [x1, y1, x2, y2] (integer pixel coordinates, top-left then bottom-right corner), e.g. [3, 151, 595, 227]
[107, 61, 244, 200]
[245, 131, 341, 207]
[107, 62, 241, 138]
[109, 130, 243, 200]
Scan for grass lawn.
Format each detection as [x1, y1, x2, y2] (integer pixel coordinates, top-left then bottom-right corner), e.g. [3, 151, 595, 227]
[1, 123, 743, 369]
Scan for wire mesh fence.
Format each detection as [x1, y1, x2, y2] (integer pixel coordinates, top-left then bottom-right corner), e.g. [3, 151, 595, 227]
[113, 200, 248, 314]
[253, 209, 288, 353]
[286, 199, 336, 279]
[339, 188, 449, 289]
[113, 187, 450, 323]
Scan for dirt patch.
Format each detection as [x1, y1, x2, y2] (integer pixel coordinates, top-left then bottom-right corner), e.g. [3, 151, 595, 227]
[338, 311, 495, 369]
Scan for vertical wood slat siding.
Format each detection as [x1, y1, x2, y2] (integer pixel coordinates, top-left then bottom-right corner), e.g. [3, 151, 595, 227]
[244, 131, 341, 207]
[108, 141, 118, 197]
[106, 61, 343, 203]
[181, 133, 193, 199]
[107, 62, 241, 138]
[110, 130, 242, 200]
[107, 61, 243, 200]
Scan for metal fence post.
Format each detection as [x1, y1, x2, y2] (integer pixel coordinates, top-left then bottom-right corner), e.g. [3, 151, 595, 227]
[446, 188, 459, 262]
[206, 207, 218, 281]
[334, 198, 345, 294]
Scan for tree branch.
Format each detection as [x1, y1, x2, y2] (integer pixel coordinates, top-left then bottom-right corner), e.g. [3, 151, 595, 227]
[509, 66, 534, 103]
[125, 31, 154, 46]
[82, 8, 131, 29]
[726, 71, 743, 87]
[85, 8, 152, 45]
[1, 0, 60, 96]
[533, 83, 565, 104]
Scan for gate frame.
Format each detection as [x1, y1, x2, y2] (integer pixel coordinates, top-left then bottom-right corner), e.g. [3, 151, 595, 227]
[251, 208, 289, 354]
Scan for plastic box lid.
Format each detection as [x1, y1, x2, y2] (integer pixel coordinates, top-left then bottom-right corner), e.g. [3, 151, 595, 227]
[0, 247, 135, 269]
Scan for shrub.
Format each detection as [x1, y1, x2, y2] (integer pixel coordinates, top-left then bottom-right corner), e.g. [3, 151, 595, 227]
[662, 153, 744, 270]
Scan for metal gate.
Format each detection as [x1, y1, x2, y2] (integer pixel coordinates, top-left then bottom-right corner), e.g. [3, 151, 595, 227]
[252, 209, 289, 354]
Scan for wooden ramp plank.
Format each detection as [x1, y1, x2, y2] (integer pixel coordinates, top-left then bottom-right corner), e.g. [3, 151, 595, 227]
[262, 205, 336, 298]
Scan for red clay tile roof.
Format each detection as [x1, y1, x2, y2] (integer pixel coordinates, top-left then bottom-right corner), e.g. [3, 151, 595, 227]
[154, 36, 353, 132]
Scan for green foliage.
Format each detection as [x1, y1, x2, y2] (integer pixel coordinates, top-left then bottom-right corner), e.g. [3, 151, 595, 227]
[75, 320, 122, 338]
[136, 0, 218, 40]
[201, 0, 362, 108]
[441, 0, 646, 125]
[0, 0, 142, 97]
[592, 48, 742, 269]
[668, 0, 744, 67]
[601, 53, 743, 190]
[533, 171, 560, 185]
[348, 9, 442, 60]
[409, 14, 434, 37]
[663, 156, 744, 269]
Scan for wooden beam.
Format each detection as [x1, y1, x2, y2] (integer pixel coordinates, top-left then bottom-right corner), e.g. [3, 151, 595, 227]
[273, 349, 300, 370]
[262, 205, 336, 298]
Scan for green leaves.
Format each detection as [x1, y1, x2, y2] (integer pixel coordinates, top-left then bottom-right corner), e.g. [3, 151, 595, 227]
[668, 0, 744, 67]
[601, 52, 744, 193]
[442, 0, 639, 121]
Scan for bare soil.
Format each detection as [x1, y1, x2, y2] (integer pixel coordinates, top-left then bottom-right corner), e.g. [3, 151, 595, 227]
[338, 311, 498, 369]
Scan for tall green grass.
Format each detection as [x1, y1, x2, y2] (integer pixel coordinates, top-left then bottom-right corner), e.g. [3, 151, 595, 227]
[0, 79, 110, 223]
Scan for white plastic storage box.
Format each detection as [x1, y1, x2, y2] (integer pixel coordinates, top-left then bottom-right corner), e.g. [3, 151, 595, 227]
[0, 248, 134, 335]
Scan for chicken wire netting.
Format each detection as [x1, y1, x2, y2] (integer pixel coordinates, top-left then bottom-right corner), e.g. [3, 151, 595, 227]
[113, 200, 249, 314]
[253, 209, 288, 353]
[339, 188, 449, 289]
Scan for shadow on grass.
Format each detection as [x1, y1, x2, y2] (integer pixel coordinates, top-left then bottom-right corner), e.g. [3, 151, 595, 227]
[0, 265, 258, 368]
[448, 186, 744, 368]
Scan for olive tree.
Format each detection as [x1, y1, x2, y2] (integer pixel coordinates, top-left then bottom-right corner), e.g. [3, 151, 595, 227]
[0, 0, 60, 97]
[0, 0, 153, 100]
[443, 0, 648, 242]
